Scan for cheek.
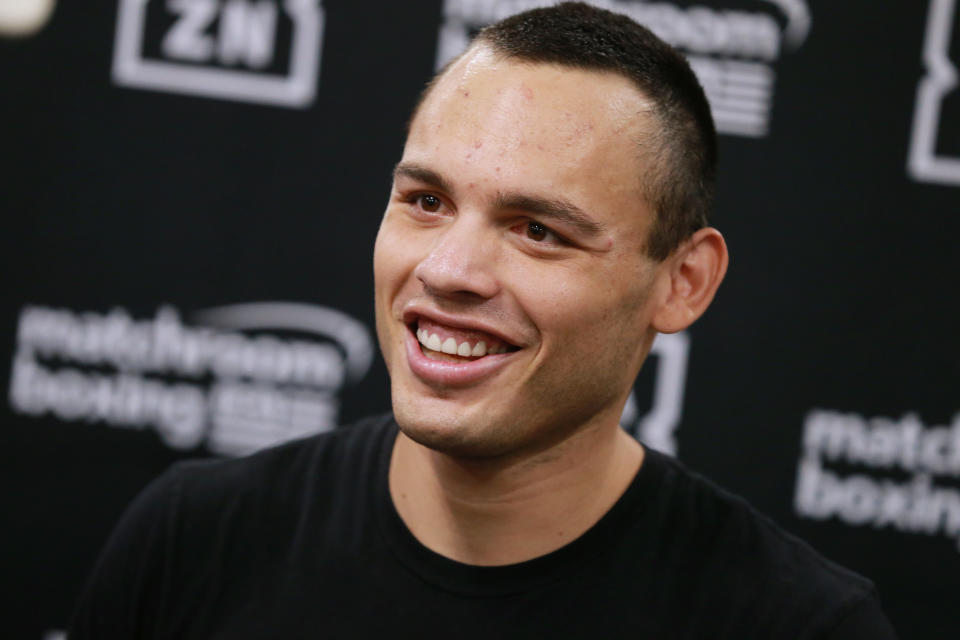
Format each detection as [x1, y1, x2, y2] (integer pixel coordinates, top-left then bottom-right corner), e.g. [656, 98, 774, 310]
[519, 263, 650, 351]
[374, 214, 419, 294]
[373, 218, 417, 345]
[516, 269, 607, 340]
[374, 220, 418, 372]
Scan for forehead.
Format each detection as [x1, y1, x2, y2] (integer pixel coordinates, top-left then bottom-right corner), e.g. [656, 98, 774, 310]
[405, 47, 657, 238]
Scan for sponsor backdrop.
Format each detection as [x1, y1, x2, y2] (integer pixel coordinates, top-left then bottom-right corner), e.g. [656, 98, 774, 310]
[2, 0, 958, 637]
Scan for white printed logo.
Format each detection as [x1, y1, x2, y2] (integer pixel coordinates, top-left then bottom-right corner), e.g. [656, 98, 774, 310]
[795, 408, 960, 551]
[435, 0, 812, 138]
[620, 331, 689, 455]
[907, 0, 960, 186]
[0, 0, 56, 38]
[112, 0, 324, 107]
[7, 301, 374, 456]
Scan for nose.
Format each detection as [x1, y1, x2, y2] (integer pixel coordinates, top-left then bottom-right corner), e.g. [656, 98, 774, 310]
[413, 215, 501, 301]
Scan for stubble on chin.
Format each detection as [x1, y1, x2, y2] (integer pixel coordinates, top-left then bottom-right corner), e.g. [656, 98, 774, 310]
[391, 392, 527, 461]
[391, 392, 600, 466]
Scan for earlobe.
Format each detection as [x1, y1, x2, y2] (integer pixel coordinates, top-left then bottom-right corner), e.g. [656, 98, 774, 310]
[651, 227, 728, 334]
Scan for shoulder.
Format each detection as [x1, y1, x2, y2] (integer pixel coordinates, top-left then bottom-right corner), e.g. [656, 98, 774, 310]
[102, 411, 395, 551]
[640, 449, 893, 637]
[168, 412, 395, 510]
[69, 413, 397, 638]
[140, 412, 397, 579]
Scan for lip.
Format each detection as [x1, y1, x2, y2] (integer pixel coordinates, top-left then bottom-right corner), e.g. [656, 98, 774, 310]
[403, 321, 519, 387]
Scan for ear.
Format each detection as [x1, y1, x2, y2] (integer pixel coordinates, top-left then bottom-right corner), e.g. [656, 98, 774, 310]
[651, 227, 728, 334]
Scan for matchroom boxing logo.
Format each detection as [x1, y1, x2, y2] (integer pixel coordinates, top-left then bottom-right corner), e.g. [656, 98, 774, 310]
[907, 0, 960, 187]
[7, 302, 374, 456]
[794, 408, 960, 551]
[435, 0, 812, 138]
[111, 0, 324, 107]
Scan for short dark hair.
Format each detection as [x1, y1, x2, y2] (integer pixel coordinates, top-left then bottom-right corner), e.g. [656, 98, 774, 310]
[416, 2, 717, 261]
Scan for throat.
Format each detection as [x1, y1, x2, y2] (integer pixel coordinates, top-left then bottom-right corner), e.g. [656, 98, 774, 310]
[389, 417, 646, 566]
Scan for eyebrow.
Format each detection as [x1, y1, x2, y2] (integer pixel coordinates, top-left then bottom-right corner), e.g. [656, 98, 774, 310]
[393, 162, 607, 238]
[393, 162, 453, 195]
[493, 192, 606, 238]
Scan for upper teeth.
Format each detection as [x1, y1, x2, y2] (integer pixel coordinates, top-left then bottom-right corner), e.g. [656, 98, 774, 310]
[416, 327, 507, 356]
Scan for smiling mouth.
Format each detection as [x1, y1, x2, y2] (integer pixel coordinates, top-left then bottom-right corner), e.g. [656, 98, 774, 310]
[412, 317, 519, 363]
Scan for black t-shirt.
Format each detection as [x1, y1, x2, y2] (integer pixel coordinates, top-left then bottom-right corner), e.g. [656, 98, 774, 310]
[69, 414, 897, 639]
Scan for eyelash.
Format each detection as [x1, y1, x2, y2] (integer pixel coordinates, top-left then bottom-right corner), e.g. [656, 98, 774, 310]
[401, 191, 570, 248]
[514, 220, 568, 247]
[404, 193, 446, 216]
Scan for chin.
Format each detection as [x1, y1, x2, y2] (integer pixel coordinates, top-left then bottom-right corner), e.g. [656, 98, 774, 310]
[391, 393, 517, 460]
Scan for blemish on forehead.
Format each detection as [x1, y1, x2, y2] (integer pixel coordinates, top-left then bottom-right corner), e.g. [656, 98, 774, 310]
[462, 90, 470, 98]
[473, 141, 483, 149]
[520, 83, 534, 100]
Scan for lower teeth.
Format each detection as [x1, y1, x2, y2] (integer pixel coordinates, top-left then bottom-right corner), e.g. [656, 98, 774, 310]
[422, 347, 477, 362]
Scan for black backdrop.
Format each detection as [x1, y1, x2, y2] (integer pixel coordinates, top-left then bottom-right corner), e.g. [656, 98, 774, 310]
[3, 1, 959, 638]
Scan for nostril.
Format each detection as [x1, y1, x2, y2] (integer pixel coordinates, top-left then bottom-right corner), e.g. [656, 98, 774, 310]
[415, 265, 500, 300]
[411, 223, 502, 300]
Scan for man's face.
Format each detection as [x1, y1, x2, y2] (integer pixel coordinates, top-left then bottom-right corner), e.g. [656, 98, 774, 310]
[374, 46, 665, 459]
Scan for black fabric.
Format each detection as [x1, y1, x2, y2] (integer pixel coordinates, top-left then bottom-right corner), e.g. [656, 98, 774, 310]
[69, 414, 897, 639]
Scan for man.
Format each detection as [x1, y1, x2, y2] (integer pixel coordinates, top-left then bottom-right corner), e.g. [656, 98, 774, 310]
[70, 3, 897, 638]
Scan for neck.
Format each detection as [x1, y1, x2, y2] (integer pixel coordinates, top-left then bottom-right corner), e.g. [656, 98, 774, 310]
[388, 414, 644, 566]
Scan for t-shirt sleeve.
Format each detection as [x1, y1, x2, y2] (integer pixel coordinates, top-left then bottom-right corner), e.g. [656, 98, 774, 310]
[68, 465, 183, 640]
[820, 591, 899, 640]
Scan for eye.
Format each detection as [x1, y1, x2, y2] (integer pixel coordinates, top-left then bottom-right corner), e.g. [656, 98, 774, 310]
[510, 219, 571, 251]
[417, 194, 442, 213]
[526, 221, 549, 241]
